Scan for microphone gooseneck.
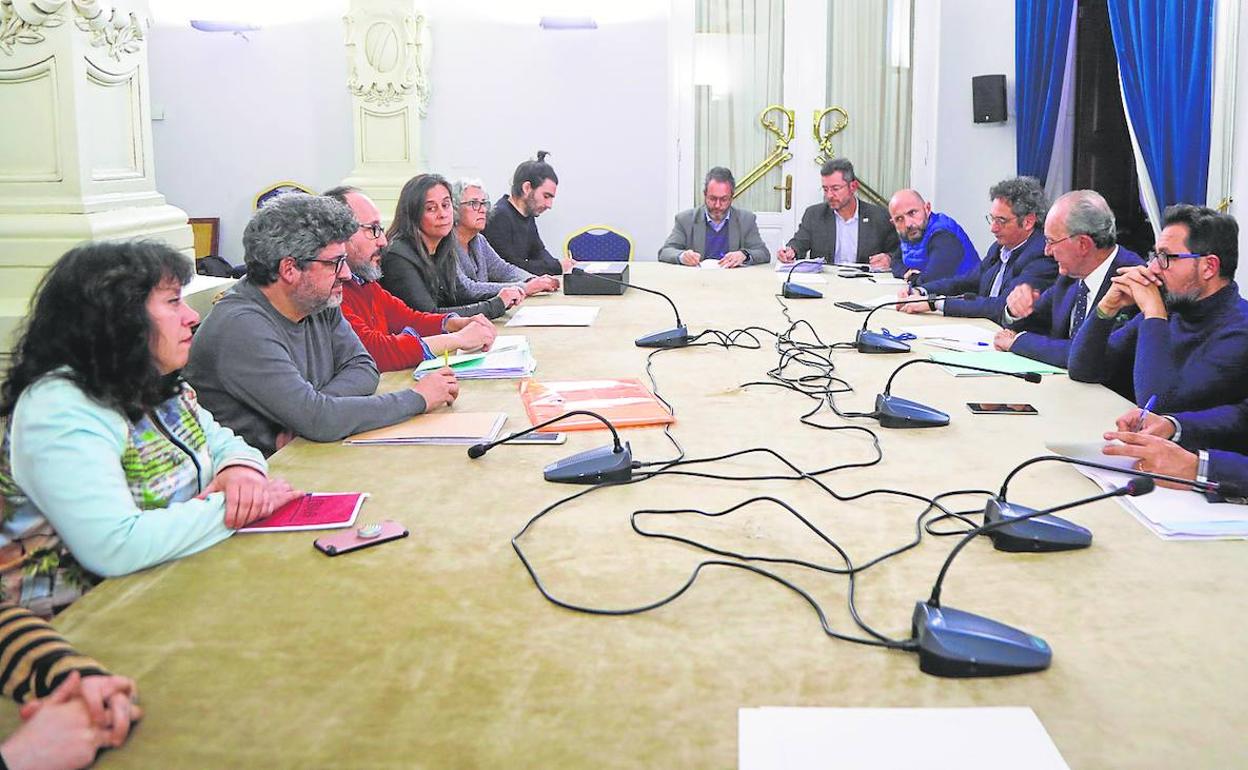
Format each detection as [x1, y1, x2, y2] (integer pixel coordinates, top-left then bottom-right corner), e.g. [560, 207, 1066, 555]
[996, 453, 1219, 501]
[880, 358, 1041, 398]
[468, 409, 624, 460]
[858, 292, 977, 333]
[570, 268, 683, 328]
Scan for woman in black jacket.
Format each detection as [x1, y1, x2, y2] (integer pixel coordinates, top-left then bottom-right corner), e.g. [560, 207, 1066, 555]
[381, 174, 523, 319]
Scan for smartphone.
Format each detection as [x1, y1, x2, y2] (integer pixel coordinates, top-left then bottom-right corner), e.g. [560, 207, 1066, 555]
[510, 432, 568, 444]
[833, 301, 874, 312]
[314, 520, 409, 556]
[966, 402, 1039, 415]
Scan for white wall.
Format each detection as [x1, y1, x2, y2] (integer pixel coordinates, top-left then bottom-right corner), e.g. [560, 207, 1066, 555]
[147, 4, 671, 264]
[910, 0, 1018, 255]
[149, 21, 354, 264]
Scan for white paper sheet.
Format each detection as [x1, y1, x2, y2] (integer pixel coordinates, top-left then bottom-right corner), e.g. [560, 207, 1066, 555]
[739, 707, 1069, 770]
[504, 306, 599, 327]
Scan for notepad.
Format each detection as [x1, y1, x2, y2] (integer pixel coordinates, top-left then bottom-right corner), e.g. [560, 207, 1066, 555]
[740, 707, 1069, 769]
[519, 377, 675, 431]
[505, 306, 599, 327]
[930, 350, 1066, 376]
[343, 412, 507, 445]
[239, 493, 369, 533]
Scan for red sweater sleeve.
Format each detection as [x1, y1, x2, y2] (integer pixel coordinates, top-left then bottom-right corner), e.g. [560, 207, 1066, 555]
[377, 285, 446, 336]
[341, 282, 442, 372]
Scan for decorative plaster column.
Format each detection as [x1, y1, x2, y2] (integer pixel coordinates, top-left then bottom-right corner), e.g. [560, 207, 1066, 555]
[341, 0, 431, 222]
[0, 0, 191, 355]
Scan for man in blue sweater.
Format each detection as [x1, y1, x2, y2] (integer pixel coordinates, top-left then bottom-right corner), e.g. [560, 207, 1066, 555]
[994, 190, 1143, 367]
[1102, 399, 1248, 497]
[897, 176, 1057, 320]
[1068, 205, 1248, 412]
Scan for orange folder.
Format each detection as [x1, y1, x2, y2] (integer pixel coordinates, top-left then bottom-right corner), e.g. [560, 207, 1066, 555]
[519, 378, 676, 432]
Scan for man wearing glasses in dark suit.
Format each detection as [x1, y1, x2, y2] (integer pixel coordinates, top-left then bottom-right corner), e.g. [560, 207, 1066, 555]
[776, 157, 899, 271]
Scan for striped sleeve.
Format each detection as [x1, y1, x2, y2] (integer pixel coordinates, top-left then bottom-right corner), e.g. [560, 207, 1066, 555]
[0, 604, 108, 703]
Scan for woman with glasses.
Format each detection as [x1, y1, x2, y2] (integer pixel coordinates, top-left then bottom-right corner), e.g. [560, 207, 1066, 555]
[381, 174, 525, 320]
[0, 241, 300, 611]
[451, 178, 560, 297]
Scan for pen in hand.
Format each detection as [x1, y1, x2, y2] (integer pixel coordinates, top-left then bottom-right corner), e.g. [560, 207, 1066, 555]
[1135, 394, 1157, 432]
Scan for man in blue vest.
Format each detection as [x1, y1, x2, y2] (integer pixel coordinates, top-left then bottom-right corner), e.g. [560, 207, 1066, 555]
[898, 176, 1056, 320]
[884, 189, 979, 283]
[994, 189, 1143, 367]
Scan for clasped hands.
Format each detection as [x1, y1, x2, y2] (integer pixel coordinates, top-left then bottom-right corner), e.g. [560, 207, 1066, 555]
[1098, 265, 1167, 320]
[2, 670, 141, 770]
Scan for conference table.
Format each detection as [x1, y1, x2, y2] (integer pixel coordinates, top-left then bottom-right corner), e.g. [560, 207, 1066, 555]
[30, 264, 1248, 768]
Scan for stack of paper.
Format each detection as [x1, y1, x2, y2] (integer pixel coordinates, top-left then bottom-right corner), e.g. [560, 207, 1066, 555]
[1046, 441, 1248, 540]
[414, 335, 536, 380]
[774, 271, 827, 285]
[240, 493, 369, 533]
[505, 306, 599, 327]
[901, 323, 997, 352]
[773, 259, 824, 273]
[740, 707, 1069, 769]
[930, 350, 1066, 376]
[344, 412, 507, 446]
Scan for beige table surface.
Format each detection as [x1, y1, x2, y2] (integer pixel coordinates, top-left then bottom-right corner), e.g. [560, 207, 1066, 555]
[30, 264, 1248, 768]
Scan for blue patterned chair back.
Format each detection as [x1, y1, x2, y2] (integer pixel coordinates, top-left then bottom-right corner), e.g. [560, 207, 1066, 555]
[565, 226, 633, 262]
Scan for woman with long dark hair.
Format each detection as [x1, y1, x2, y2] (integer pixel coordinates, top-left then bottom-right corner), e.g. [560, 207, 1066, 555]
[0, 240, 299, 610]
[380, 173, 524, 319]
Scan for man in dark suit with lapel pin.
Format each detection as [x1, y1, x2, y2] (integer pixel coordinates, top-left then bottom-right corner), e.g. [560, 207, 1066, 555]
[658, 167, 770, 268]
[776, 157, 899, 270]
[898, 176, 1057, 320]
[995, 189, 1143, 367]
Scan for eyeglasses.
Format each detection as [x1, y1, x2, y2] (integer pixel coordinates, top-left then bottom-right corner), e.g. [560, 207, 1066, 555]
[462, 199, 491, 212]
[1043, 234, 1074, 247]
[705, 194, 732, 205]
[1147, 251, 1207, 269]
[986, 214, 1021, 227]
[359, 222, 385, 238]
[823, 184, 850, 194]
[300, 254, 348, 273]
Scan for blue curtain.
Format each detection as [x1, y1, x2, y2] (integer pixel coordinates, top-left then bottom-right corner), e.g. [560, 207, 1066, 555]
[1107, 0, 1214, 213]
[1015, 0, 1075, 184]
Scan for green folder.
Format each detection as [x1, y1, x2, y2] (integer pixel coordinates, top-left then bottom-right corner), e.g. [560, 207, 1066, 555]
[413, 350, 489, 373]
[929, 350, 1066, 376]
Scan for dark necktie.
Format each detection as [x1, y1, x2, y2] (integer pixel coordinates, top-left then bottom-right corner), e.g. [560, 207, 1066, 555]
[1070, 282, 1089, 335]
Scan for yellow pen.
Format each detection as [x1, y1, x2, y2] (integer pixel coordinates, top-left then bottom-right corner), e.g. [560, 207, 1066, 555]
[443, 348, 451, 369]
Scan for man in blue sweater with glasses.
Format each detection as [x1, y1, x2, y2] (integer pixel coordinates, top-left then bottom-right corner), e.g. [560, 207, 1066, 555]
[1068, 204, 1248, 413]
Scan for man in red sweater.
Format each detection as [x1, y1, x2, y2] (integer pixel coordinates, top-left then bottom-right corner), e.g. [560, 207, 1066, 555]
[326, 186, 496, 372]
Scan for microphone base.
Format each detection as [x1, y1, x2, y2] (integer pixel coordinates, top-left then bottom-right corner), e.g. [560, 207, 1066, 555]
[543, 442, 634, 484]
[782, 283, 824, 299]
[855, 329, 911, 354]
[982, 499, 1092, 552]
[912, 601, 1052, 678]
[635, 326, 690, 348]
[874, 394, 949, 429]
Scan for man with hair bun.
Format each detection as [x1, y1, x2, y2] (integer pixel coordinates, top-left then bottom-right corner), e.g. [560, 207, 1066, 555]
[483, 150, 565, 276]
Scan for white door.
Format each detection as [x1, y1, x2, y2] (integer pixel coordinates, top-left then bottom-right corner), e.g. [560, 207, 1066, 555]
[672, 0, 829, 257]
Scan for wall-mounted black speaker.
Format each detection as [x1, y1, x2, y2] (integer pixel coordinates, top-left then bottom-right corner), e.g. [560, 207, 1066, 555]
[972, 74, 1008, 123]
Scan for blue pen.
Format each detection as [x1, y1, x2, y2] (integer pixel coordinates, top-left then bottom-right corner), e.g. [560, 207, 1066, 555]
[1135, 394, 1157, 431]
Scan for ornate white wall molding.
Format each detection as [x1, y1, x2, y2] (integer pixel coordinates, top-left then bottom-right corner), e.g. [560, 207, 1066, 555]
[344, 4, 430, 115]
[0, 0, 145, 60]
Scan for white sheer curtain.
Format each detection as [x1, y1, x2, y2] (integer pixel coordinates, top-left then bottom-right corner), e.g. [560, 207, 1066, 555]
[693, 0, 785, 212]
[1209, 0, 1239, 211]
[824, 0, 912, 204]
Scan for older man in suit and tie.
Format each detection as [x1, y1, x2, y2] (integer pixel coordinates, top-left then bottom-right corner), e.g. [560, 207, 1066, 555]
[658, 167, 770, 268]
[776, 157, 899, 270]
[995, 189, 1143, 367]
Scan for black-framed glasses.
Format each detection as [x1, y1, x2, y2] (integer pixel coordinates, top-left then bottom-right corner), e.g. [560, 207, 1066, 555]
[359, 222, 385, 238]
[300, 254, 348, 273]
[1147, 251, 1206, 269]
[462, 199, 491, 212]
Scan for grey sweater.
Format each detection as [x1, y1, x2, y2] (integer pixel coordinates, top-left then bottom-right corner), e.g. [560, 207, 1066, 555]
[184, 278, 426, 456]
[454, 233, 534, 296]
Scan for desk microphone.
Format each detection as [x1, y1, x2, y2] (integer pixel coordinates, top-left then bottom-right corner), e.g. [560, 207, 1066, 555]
[912, 476, 1153, 678]
[872, 358, 1041, 429]
[468, 409, 633, 484]
[568, 267, 688, 348]
[780, 259, 824, 299]
[856, 293, 976, 353]
[980, 454, 1222, 552]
